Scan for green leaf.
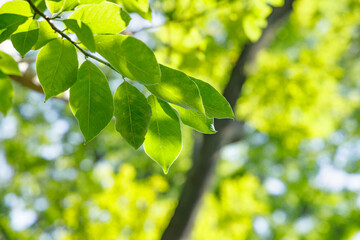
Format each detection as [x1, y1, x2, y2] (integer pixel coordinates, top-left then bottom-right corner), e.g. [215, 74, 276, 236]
[0, 72, 14, 115]
[11, 20, 39, 57]
[190, 77, 234, 119]
[0, 51, 21, 76]
[36, 38, 78, 101]
[79, 0, 104, 4]
[114, 81, 151, 149]
[172, 105, 216, 134]
[119, 0, 152, 20]
[69, 61, 114, 143]
[45, 0, 79, 14]
[95, 35, 160, 84]
[0, 1, 33, 17]
[32, 21, 58, 50]
[147, 65, 205, 114]
[144, 95, 182, 174]
[0, 0, 32, 43]
[69, 1, 130, 34]
[0, 14, 28, 43]
[63, 19, 95, 52]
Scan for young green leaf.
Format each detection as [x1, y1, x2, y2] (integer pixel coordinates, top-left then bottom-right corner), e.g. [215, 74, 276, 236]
[0, 0, 33, 43]
[36, 39, 78, 101]
[119, 0, 152, 20]
[69, 1, 130, 34]
[32, 21, 58, 50]
[146, 65, 205, 114]
[0, 1, 33, 17]
[114, 81, 151, 149]
[70, 61, 114, 143]
[11, 20, 39, 57]
[172, 105, 216, 134]
[63, 19, 95, 52]
[0, 51, 21, 76]
[0, 72, 14, 115]
[0, 14, 28, 43]
[45, 0, 79, 14]
[144, 95, 182, 174]
[95, 35, 161, 84]
[190, 77, 234, 119]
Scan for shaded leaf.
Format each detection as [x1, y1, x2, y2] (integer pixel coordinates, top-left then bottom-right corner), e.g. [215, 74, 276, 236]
[114, 81, 151, 149]
[70, 61, 114, 143]
[0, 51, 21, 76]
[64, 19, 95, 52]
[69, 1, 130, 34]
[0, 72, 14, 115]
[119, 0, 152, 20]
[147, 65, 205, 114]
[144, 95, 182, 174]
[0, 14, 28, 43]
[11, 20, 39, 57]
[95, 34, 160, 84]
[36, 38, 78, 101]
[190, 77, 234, 119]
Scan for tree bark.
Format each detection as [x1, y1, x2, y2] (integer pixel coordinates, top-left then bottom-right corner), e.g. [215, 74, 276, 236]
[161, 1, 295, 239]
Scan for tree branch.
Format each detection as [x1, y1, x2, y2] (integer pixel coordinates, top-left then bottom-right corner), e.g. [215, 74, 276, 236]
[25, 0, 117, 72]
[161, 1, 295, 239]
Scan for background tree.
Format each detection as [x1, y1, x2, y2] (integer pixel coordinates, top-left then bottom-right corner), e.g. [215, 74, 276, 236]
[1, 0, 360, 240]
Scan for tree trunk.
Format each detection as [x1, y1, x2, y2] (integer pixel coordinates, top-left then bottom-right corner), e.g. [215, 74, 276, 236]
[161, 1, 296, 239]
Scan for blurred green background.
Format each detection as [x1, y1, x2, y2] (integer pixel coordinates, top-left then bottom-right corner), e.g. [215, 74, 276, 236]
[1, 0, 360, 239]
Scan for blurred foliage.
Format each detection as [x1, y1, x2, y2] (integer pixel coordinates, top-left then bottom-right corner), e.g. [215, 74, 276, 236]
[1, 0, 360, 239]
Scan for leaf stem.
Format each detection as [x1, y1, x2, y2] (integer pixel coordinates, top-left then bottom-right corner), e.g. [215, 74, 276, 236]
[25, 0, 117, 72]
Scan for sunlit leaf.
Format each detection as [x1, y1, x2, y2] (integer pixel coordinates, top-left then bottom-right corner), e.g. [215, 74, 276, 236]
[147, 65, 205, 115]
[11, 20, 39, 57]
[0, 51, 21, 76]
[36, 38, 78, 101]
[45, 0, 79, 14]
[95, 34, 161, 84]
[114, 81, 151, 149]
[119, 0, 152, 20]
[172, 105, 216, 134]
[70, 61, 114, 143]
[69, 1, 130, 34]
[190, 77, 234, 119]
[0, 72, 14, 115]
[0, 0, 33, 17]
[32, 21, 58, 50]
[144, 95, 182, 174]
[64, 19, 95, 52]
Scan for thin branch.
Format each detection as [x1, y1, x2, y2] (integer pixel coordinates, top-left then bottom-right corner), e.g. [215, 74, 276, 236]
[25, 0, 117, 72]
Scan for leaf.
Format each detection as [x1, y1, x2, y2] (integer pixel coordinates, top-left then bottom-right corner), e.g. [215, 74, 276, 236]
[119, 0, 152, 20]
[63, 19, 95, 52]
[36, 38, 78, 101]
[69, 61, 114, 143]
[69, 1, 130, 34]
[0, 14, 28, 43]
[172, 105, 216, 134]
[45, 0, 79, 14]
[32, 21, 58, 50]
[144, 95, 182, 174]
[11, 20, 39, 57]
[147, 65, 205, 114]
[0, 51, 21, 76]
[0, 1, 33, 17]
[114, 81, 151, 149]
[95, 35, 160, 84]
[0, 72, 14, 115]
[190, 77, 234, 119]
